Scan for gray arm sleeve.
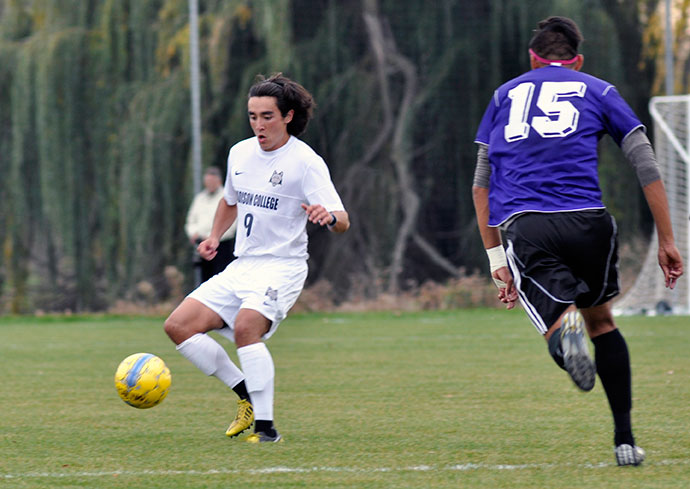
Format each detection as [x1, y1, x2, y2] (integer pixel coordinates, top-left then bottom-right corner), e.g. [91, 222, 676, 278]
[473, 143, 491, 188]
[621, 128, 662, 187]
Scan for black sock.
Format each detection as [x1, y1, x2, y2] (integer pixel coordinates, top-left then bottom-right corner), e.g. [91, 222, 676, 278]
[232, 380, 250, 401]
[547, 327, 566, 370]
[255, 419, 276, 437]
[592, 329, 635, 447]
[612, 412, 634, 446]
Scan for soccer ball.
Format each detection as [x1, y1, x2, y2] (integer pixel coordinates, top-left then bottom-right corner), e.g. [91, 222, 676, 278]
[114, 353, 171, 409]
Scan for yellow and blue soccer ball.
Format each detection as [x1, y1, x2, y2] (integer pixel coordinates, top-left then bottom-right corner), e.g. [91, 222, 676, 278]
[114, 353, 171, 409]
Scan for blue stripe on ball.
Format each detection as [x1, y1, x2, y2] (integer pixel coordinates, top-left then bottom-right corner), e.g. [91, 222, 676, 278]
[126, 353, 154, 388]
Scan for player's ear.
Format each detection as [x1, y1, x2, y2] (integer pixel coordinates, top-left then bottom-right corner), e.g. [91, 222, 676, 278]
[529, 52, 541, 70]
[284, 109, 294, 124]
[574, 54, 584, 72]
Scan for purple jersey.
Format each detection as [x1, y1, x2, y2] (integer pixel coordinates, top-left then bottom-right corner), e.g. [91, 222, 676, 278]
[475, 66, 643, 227]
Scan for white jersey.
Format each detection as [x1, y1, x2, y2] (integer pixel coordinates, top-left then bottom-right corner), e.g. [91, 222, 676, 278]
[224, 135, 344, 259]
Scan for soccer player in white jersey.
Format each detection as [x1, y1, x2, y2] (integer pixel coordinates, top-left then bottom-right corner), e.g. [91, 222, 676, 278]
[472, 17, 683, 465]
[164, 74, 350, 443]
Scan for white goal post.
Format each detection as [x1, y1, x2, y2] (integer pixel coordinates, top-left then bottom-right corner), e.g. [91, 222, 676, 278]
[614, 94, 690, 315]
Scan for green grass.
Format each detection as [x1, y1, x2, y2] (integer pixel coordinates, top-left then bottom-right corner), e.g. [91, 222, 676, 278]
[0, 309, 688, 488]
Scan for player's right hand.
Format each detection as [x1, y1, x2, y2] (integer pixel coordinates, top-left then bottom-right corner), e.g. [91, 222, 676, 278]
[493, 266, 517, 310]
[197, 237, 219, 261]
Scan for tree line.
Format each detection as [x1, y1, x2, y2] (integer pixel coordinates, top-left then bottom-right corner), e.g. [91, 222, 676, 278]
[1, 0, 688, 313]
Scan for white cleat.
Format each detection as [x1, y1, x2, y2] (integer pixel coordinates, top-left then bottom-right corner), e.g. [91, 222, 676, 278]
[560, 311, 596, 391]
[615, 444, 646, 466]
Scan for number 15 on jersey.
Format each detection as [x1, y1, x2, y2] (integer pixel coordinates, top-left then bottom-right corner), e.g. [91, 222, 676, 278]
[504, 81, 587, 142]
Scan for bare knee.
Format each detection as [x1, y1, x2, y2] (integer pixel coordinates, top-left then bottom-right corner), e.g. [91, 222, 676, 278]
[163, 299, 223, 345]
[234, 309, 271, 347]
[234, 322, 262, 347]
[581, 303, 616, 338]
[586, 317, 616, 338]
[163, 313, 187, 345]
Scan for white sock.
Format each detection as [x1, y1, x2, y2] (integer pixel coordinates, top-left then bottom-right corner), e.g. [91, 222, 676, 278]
[237, 342, 274, 420]
[177, 333, 245, 389]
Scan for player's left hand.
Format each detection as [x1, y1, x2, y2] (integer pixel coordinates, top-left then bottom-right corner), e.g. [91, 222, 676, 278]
[658, 242, 684, 289]
[301, 203, 334, 227]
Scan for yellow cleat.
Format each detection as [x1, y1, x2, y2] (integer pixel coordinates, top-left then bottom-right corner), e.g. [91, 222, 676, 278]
[225, 399, 254, 437]
[245, 431, 283, 443]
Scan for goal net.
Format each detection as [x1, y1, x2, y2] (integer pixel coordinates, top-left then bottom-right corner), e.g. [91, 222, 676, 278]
[614, 94, 690, 315]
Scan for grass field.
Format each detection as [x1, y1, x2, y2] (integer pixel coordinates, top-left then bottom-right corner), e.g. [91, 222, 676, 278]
[1, 309, 688, 489]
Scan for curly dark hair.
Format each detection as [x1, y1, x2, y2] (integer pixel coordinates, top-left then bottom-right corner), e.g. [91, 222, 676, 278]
[528, 16, 584, 60]
[248, 73, 316, 136]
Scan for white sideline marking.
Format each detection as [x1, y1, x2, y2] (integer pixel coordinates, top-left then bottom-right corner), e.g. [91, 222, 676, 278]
[2, 459, 688, 479]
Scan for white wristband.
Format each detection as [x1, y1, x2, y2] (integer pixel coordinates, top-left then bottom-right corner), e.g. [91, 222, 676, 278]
[486, 245, 508, 289]
[486, 245, 507, 272]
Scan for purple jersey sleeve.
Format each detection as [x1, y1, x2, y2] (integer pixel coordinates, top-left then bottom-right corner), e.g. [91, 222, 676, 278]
[597, 85, 644, 145]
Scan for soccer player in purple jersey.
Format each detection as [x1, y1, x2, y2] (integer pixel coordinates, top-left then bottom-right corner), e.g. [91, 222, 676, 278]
[472, 16, 683, 466]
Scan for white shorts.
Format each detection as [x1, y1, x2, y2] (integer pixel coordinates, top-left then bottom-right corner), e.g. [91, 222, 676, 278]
[187, 255, 308, 341]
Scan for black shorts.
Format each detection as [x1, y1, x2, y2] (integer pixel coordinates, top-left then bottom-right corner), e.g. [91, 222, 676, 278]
[504, 209, 620, 334]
